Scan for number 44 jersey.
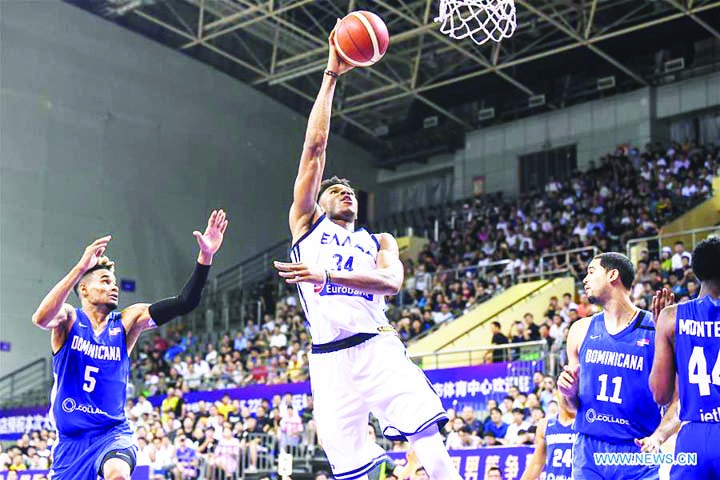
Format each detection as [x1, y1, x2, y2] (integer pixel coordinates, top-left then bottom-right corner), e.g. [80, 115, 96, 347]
[51, 309, 130, 438]
[290, 214, 392, 344]
[676, 296, 720, 423]
[575, 310, 662, 442]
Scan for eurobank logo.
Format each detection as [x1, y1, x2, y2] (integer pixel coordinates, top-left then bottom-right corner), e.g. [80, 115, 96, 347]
[585, 408, 629, 425]
[314, 283, 373, 301]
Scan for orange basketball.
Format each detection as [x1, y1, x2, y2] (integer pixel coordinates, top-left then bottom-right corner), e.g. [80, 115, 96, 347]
[333, 11, 390, 68]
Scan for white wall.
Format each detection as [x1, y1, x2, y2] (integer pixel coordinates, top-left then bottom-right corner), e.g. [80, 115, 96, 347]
[656, 71, 720, 119]
[455, 88, 653, 198]
[0, 2, 377, 375]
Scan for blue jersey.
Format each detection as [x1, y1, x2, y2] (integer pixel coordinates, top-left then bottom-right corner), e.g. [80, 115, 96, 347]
[51, 309, 130, 438]
[575, 310, 661, 442]
[544, 417, 575, 480]
[675, 295, 720, 423]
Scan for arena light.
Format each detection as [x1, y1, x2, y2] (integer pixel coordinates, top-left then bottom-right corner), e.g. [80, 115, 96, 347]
[423, 116, 439, 128]
[478, 107, 495, 121]
[374, 124, 390, 136]
[529, 94, 546, 108]
[664, 58, 685, 73]
[597, 76, 616, 90]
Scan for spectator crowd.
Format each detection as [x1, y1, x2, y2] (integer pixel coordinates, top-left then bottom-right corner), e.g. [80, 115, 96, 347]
[3, 138, 717, 479]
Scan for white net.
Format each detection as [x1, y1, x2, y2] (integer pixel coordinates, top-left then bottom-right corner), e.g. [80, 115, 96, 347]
[435, 0, 517, 46]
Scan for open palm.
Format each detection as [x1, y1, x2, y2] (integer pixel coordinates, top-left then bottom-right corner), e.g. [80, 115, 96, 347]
[194, 210, 228, 256]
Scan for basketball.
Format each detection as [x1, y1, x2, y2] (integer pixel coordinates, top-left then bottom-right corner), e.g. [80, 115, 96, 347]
[333, 11, 390, 68]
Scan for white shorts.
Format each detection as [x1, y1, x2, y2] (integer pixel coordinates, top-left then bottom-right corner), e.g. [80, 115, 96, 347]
[309, 333, 447, 480]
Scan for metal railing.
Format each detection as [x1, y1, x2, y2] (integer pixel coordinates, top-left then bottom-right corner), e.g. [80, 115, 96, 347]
[421, 259, 515, 287]
[409, 340, 551, 370]
[0, 358, 51, 409]
[626, 225, 720, 259]
[195, 433, 279, 479]
[538, 246, 599, 280]
[215, 240, 290, 294]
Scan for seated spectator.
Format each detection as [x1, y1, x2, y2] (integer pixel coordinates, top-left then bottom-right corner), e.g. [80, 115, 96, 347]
[483, 407, 508, 440]
[173, 435, 198, 480]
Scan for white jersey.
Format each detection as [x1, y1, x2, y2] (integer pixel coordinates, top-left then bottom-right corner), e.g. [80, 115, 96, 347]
[290, 214, 391, 344]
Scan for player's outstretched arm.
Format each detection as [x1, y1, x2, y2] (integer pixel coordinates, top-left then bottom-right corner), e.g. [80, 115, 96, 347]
[557, 317, 590, 413]
[122, 210, 228, 346]
[649, 305, 678, 406]
[32, 235, 112, 331]
[635, 388, 680, 453]
[520, 418, 547, 480]
[289, 24, 354, 243]
[275, 233, 403, 296]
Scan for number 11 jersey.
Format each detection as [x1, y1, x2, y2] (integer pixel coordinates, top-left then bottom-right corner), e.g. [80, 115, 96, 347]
[575, 310, 661, 442]
[290, 214, 391, 344]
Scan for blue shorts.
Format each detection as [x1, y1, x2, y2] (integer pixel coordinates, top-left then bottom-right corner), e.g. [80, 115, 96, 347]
[670, 422, 720, 480]
[50, 422, 137, 480]
[572, 433, 660, 480]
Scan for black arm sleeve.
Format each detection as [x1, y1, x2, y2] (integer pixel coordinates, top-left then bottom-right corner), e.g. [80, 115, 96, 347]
[148, 262, 210, 326]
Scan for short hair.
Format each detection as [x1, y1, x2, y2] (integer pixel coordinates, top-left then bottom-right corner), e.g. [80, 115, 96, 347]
[594, 252, 634, 290]
[73, 256, 115, 295]
[318, 176, 353, 200]
[692, 237, 720, 283]
[512, 408, 524, 415]
[491, 321, 501, 329]
[490, 407, 502, 415]
[488, 466, 502, 473]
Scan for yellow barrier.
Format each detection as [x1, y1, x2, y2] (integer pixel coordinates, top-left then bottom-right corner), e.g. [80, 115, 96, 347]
[397, 236, 430, 263]
[660, 177, 720, 243]
[408, 277, 575, 369]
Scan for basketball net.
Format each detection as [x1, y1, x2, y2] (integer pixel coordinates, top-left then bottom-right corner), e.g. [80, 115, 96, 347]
[435, 0, 517, 46]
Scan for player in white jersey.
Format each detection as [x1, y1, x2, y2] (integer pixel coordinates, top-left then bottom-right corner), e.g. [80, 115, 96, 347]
[273, 27, 462, 480]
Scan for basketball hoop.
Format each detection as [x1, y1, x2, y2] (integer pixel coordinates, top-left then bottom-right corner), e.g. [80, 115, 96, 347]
[435, 0, 517, 46]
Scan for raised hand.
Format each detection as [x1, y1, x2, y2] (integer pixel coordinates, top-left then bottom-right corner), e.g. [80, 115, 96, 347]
[76, 236, 112, 272]
[327, 20, 355, 77]
[194, 210, 228, 262]
[651, 287, 675, 322]
[557, 364, 580, 398]
[274, 261, 325, 285]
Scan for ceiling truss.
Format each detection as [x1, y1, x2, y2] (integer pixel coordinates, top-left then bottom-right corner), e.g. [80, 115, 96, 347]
[76, 0, 720, 165]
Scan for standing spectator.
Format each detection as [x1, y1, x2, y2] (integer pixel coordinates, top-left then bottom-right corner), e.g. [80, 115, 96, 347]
[279, 405, 304, 450]
[490, 321, 509, 362]
[523, 313, 540, 340]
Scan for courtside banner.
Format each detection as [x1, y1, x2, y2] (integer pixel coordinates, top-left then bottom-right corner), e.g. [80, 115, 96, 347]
[0, 407, 53, 441]
[388, 447, 534, 480]
[0, 361, 541, 439]
[145, 360, 542, 413]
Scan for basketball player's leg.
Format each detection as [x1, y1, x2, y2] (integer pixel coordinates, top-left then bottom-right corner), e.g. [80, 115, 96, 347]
[573, 434, 660, 480]
[100, 451, 134, 480]
[93, 424, 138, 479]
[406, 424, 461, 479]
[670, 423, 718, 480]
[360, 335, 460, 479]
[310, 348, 386, 480]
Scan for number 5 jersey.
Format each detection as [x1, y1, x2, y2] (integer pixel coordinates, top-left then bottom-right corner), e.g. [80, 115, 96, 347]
[51, 309, 130, 438]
